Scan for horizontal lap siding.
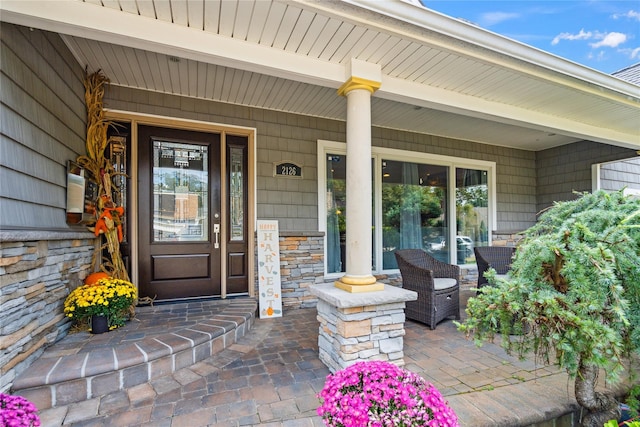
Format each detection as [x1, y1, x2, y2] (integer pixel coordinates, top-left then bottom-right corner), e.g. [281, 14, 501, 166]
[0, 24, 85, 230]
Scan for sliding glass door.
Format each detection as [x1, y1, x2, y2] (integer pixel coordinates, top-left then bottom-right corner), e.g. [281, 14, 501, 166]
[320, 142, 495, 275]
[381, 160, 448, 269]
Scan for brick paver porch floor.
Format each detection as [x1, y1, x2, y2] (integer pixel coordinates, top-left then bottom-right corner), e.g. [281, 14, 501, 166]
[30, 286, 628, 426]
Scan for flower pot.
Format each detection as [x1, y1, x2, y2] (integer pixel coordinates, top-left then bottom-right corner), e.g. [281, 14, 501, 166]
[90, 314, 109, 334]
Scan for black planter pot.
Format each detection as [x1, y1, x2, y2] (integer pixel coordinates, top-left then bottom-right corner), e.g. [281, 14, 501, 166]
[90, 314, 109, 334]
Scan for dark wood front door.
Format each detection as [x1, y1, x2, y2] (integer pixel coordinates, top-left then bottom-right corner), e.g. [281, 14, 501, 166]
[138, 125, 221, 300]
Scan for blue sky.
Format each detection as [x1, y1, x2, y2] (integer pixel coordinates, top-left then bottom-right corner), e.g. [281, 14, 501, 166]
[419, 1, 640, 75]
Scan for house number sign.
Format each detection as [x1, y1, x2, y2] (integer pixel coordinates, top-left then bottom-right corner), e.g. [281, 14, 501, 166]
[274, 161, 302, 178]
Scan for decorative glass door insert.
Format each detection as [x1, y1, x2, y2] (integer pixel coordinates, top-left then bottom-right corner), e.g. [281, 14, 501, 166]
[229, 146, 244, 241]
[153, 140, 208, 242]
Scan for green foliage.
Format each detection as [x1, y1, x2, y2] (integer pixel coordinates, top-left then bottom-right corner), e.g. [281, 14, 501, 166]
[382, 185, 443, 228]
[456, 185, 487, 242]
[458, 190, 640, 383]
[456, 185, 488, 207]
[626, 385, 640, 419]
[604, 421, 640, 427]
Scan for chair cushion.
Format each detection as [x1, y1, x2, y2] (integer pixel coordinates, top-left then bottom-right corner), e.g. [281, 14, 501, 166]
[495, 274, 509, 281]
[434, 278, 457, 290]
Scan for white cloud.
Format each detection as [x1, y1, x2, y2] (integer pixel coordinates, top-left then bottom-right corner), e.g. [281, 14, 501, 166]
[587, 50, 607, 62]
[620, 46, 640, 60]
[552, 30, 628, 50]
[612, 10, 640, 21]
[479, 12, 520, 27]
[551, 29, 592, 45]
[590, 32, 627, 48]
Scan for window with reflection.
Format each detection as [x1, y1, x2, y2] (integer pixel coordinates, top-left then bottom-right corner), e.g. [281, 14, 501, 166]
[325, 155, 376, 273]
[326, 154, 346, 273]
[382, 160, 448, 269]
[456, 168, 489, 264]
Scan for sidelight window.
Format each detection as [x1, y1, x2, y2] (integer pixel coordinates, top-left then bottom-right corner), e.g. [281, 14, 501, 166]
[229, 147, 244, 241]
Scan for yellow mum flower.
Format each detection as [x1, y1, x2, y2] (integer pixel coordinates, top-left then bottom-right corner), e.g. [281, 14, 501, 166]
[64, 275, 137, 331]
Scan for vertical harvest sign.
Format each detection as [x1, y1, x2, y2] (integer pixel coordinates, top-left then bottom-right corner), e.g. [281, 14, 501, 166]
[257, 220, 283, 319]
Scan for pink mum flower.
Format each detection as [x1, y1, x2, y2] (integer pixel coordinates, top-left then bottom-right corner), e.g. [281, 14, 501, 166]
[317, 361, 458, 427]
[0, 393, 41, 427]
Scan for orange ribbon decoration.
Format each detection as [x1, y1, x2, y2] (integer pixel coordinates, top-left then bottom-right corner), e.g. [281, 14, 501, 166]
[94, 206, 125, 242]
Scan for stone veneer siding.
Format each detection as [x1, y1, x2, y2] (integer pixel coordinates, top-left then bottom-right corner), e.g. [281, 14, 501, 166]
[317, 299, 408, 372]
[0, 231, 95, 393]
[312, 284, 417, 373]
[258, 231, 478, 310]
[492, 231, 524, 247]
[256, 231, 325, 310]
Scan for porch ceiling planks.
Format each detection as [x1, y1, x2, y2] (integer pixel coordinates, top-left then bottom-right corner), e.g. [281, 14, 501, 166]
[117, 0, 139, 15]
[134, 1, 156, 18]
[2, 0, 636, 150]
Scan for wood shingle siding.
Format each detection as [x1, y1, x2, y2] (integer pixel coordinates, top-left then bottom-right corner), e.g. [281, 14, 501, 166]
[536, 141, 637, 212]
[0, 23, 85, 230]
[600, 158, 640, 192]
[105, 86, 543, 233]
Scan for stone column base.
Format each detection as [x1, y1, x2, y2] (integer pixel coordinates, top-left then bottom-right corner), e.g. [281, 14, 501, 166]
[310, 283, 417, 373]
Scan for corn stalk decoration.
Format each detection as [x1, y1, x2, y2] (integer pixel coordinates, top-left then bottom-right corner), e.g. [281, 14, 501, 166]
[76, 70, 129, 281]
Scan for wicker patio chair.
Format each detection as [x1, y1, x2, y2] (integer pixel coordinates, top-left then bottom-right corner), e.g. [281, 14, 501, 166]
[394, 249, 460, 330]
[474, 246, 516, 290]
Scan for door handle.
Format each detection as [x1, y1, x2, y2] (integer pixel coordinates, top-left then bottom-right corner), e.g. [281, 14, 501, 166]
[213, 224, 220, 249]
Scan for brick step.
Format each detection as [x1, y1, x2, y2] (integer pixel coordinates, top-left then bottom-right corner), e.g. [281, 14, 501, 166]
[12, 299, 257, 410]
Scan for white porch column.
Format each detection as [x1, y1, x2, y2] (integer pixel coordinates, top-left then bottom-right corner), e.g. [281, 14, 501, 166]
[335, 60, 383, 293]
[313, 61, 416, 372]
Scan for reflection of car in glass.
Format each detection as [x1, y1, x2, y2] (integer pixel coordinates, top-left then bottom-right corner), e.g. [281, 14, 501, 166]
[457, 236, 473, 247]
[429, 240, 446, 251]
[427, 237, 473, 249]
[456, 236, 473, 260]
[426, 236, 474, 261]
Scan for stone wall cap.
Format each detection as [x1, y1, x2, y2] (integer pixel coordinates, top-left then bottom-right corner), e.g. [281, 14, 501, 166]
[493, 229, 525, 235]
[253, 230, 324, 237]
[278, 231, 325, 237]
[1, 229, 96, 242]
[310, 283, 417, 308]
